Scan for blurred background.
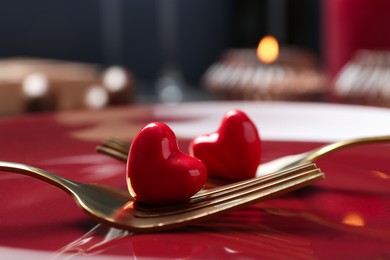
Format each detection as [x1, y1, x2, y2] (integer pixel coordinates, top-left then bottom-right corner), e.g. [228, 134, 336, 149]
[0, 0, 389, 116]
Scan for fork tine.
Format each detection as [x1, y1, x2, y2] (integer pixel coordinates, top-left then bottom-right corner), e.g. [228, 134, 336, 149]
[107, 137, 130, 151]
[193, 163, 317, 200]
[101, 137, 130, 151]
[96, 146, 128, 162]
[96, 138, 129, 162]
[193, 167, 323, 212]
[135, 163, 323, 217]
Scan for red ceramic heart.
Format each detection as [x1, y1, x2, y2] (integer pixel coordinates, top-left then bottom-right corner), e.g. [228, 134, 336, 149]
[189, 109, 261, 181]
[127, 122, 207, 204]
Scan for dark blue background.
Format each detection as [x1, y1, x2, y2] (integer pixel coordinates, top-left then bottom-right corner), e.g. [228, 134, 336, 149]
[0, 0, 320, 86]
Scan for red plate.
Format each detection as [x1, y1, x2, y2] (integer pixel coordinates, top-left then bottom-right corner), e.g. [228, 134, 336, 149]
[0, 101, 389, 259]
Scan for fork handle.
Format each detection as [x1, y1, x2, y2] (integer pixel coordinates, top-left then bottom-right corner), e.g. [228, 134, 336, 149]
[0, 161, 77, 194]
[304, 135, 390, 162]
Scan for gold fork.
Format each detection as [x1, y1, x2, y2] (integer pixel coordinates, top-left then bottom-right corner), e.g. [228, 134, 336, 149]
[96, 135, 390, 175]
[0, 161, 323, 232]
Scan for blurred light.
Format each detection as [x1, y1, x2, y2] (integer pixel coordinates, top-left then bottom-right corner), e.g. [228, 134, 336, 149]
[85, 85, 109, 109]
[257, 35, 279, 64]
[159, 84, 183, 105]
[22, 73, 49, 98]
[103, 66, 127, 92]
[371, 170, 390, 179]
[342, 211, 365, 227]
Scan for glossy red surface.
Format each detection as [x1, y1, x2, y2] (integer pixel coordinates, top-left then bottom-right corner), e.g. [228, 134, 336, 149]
[189, 110, 261, 180]
[0, 103, 389, 259]
[127, 122, 207, 204]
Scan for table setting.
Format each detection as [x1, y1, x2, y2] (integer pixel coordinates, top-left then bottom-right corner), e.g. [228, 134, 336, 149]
[0, 101, 389, 259]
[1, 1, 390, 259]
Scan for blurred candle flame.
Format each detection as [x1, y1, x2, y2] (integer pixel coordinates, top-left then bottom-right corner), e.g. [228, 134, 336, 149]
[257, 35, 279, 64]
